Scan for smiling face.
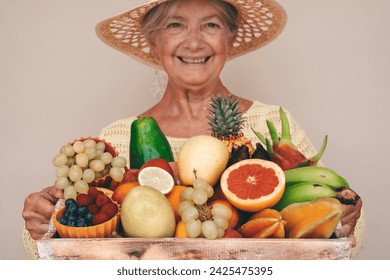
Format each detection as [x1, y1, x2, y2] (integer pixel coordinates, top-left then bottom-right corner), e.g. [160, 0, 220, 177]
[146, 0, 236, 91]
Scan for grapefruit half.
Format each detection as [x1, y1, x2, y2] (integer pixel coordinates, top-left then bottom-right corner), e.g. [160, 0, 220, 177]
[220, 158, 285, 212]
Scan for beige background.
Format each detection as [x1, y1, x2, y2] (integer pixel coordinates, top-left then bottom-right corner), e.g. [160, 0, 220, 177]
[1, 0, 389, 259]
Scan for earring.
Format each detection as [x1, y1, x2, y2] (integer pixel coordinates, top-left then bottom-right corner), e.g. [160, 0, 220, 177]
[151, 69, 168, 99]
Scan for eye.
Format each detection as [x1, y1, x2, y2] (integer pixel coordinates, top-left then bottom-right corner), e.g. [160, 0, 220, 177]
[206, 22, 220, 28]
[167, 22, 182, 28]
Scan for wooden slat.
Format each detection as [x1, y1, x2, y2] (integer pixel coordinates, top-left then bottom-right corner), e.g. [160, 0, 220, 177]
[37, 237, 351, 260]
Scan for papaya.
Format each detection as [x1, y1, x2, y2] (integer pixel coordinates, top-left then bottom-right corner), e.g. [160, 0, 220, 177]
[130, 117, 174, 169]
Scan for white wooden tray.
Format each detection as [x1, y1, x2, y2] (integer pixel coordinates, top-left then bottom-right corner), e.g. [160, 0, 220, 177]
[37, 237, 351, 260]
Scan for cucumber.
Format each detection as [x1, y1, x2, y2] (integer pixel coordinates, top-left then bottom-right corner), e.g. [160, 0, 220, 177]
[129, 117, 174, 169]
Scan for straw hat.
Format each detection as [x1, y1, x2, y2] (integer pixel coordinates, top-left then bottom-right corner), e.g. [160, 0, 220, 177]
[96, 0, 287, 68]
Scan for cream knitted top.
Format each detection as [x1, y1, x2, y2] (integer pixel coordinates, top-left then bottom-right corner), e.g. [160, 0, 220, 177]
[22, 101, 364, 259]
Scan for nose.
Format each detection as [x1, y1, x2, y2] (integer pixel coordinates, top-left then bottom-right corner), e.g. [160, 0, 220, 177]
[184, 27, 204, 50]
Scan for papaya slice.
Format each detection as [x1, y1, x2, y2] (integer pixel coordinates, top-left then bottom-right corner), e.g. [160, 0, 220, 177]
[280, 197, 344, 238]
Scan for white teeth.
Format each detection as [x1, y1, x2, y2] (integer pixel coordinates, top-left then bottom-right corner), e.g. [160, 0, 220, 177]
[180, 57, 207, 63]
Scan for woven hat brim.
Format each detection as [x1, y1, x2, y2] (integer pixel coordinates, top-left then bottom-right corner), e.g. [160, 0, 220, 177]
[96, 0, 287, 68]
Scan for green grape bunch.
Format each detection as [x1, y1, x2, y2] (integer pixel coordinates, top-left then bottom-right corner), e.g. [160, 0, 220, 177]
[52, 138, 127, 200]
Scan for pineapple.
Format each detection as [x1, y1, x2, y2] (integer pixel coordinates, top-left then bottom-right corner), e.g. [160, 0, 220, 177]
[207, 95, 255, 155]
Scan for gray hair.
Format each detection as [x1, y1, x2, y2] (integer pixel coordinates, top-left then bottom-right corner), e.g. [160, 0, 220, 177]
[141, 0, 239, 36]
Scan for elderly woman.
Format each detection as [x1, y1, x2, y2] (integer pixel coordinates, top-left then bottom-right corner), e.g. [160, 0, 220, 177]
[22, 0, 364, 259]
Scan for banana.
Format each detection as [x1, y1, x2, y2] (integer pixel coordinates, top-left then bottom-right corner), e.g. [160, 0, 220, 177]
[284, 166, 349, 187]
[273, 181, 360, 211]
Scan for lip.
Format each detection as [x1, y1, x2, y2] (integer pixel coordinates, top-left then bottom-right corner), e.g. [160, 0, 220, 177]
[177, 56, 211, 64]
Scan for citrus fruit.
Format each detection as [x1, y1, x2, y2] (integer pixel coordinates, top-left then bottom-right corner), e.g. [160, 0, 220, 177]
[223, 228, 243, 238]
[137, 166, 175, 194]
[166, 185, 187, 222]
[112, 181, 139, 204]
[209, 199, 239, 229]
[174, 220, 189, 238]
[220, 158, 285, 212]
[140, 158, 174, 177]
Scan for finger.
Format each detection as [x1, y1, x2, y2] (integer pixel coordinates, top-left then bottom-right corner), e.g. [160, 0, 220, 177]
[346, 232, 357, 248]
[25, 220, 51, 240]
[23, 207, 54, 223]
[23, 195, 56, 221]
[342, 223, 354, 237]
[42, 186, 64, 204]
[48, 186, 64, 200]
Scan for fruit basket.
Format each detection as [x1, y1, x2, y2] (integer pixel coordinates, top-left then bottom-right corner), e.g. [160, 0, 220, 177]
[37, 235, 351, 260]
[40, 106, 357, 260]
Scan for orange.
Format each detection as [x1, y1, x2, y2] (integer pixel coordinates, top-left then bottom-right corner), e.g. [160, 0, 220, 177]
[166, 185, 187, 222]
[112, 182, 139, 204]
[140, 158, 174, 178]
[223, 228, 243, 238]
[209, 199, 239, 229]
[174, 220, 188, 238]
[220, 158, 285, 212]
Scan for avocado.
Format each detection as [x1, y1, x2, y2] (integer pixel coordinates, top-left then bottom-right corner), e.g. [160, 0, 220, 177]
[130, 117, 174, 169]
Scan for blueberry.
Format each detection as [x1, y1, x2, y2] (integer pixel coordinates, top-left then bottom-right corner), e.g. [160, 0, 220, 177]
[65, 198, 77, 208]
[67, 203, 77, 214]
[59, 215, 68, 225]
[62, 209, 70, 219]
[67, 214, 76, 225]
[76, 217, 87, 227]
[67, 220, 76, 227]
[85, 212, 93, 221]
[77, 206, 89, 217]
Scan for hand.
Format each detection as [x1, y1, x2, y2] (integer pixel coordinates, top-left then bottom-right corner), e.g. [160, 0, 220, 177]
[340, 198, 363, 247]
[22, 186, 64, 240]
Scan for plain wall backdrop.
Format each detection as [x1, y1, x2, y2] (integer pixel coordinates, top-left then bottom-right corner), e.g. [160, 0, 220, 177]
[1, 0, 389, 259]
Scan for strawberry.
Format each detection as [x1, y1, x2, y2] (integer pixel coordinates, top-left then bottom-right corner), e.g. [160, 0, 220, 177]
[87, 187, 104, 201]
[92, 211, 110, 225]
[100, 202, 118, 219]
[76, 193, 93, 206]
[95, 193, 111, 208]
[87, 204, 100, 215]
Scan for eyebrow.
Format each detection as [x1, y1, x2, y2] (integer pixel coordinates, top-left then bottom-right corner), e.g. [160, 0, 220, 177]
[168, 15, 222, 22]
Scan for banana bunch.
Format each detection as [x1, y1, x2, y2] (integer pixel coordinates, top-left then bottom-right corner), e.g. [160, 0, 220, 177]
[273, 166, 360, 211]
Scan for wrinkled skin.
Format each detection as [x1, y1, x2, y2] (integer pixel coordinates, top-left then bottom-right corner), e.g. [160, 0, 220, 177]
[341, 198, 363, 247]
[22, 186, 63, 240]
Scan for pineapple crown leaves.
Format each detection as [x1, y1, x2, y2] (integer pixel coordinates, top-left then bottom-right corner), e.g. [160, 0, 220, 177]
[207, 95, 246, 137]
